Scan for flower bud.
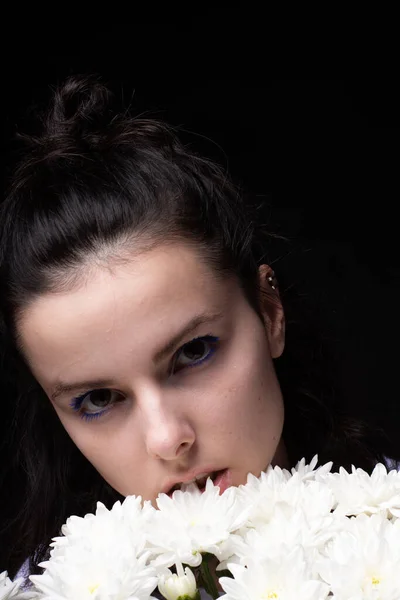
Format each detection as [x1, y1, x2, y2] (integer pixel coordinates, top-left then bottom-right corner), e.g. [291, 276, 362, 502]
[158, 565, 200, 600]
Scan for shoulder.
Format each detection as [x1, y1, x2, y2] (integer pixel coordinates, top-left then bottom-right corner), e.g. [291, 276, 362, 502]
[13, 558, 33, 592]
[14, 558, 30, 580]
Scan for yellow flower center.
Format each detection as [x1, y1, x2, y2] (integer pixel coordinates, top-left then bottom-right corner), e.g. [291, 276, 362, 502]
[88, 583, 100, 594]
[363, 573, 381, 591]
[261, 591, 278, 598]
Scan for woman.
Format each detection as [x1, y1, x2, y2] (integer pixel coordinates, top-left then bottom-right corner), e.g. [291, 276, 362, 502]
[0, 75, 397, 586]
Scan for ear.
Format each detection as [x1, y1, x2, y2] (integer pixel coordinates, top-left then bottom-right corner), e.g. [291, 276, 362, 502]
[257, 264, 286, 359]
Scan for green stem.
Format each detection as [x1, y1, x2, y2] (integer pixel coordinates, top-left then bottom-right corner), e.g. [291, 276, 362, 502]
[200, 558, 219, 599]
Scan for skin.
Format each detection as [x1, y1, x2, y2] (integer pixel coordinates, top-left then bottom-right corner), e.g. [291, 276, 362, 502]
[17, 241, 288, 505]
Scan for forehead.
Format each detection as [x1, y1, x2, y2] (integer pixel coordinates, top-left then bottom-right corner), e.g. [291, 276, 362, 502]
[17, 242, 237, 376]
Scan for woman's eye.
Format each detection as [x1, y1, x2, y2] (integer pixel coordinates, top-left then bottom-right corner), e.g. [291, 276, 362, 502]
[173, 335, 219, 372]
[70, 389, 121, 421]
[70, 335, 220, 422]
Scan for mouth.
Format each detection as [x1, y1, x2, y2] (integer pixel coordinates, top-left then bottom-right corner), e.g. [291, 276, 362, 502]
[166, 468, 230, 497]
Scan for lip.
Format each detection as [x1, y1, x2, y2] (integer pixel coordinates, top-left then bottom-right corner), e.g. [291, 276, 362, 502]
[213, 468, 232, 494]
[162, 466, 228, 496]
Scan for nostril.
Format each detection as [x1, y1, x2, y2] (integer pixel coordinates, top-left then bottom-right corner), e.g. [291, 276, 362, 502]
[177, 440, 192, 456]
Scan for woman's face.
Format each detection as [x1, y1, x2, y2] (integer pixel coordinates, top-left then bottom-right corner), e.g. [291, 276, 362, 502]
[18, 241, 287, 504]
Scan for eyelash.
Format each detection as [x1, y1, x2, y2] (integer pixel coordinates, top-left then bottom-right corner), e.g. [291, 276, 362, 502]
[69, 335, 220, 422]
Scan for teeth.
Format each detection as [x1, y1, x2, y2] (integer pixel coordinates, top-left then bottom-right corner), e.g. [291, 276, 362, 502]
[195, 472, 212, 483]
[168, 471, 222, 494]
[180, 479, 195, 487]
[178, 472, 214, 490]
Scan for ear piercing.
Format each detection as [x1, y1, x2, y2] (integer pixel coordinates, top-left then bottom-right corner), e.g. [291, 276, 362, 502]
[268, 274, 278, 290]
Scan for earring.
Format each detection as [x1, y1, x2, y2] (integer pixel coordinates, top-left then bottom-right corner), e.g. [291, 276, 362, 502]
[268, 274, 278, 290]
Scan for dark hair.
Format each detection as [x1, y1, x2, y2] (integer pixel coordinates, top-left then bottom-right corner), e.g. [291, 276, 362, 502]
[0, 75, 395, 578]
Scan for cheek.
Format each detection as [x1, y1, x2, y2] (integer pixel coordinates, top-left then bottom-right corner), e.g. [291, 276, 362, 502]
[54, 409, 129, 470]
[198, 333, 284, 438]
[56, 411, 146, 494]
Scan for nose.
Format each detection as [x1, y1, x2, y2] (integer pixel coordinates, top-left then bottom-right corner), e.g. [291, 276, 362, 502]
[140, 389, 196, 461]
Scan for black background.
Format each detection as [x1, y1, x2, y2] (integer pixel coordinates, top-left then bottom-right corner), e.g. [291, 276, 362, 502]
[1, 26, 399, 567]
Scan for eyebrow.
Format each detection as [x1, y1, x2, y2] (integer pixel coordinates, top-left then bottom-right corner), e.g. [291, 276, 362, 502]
[50, 310, 224, 402]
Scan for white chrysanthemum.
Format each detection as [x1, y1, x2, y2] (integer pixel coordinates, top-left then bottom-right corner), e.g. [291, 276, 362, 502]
[147, 478, 249, 568]
[29, 498, 158, 599]
[49, 496, 154, 561]
[291, 455, 333, 481]
[30, 553, 157, 600]
[1, 571, 20, 600]
[0, 571, 38, 599]
[236, 466, 292, 527]
[158, 564, 198, 600]
[237, 462, 335, 529]
[219, 547, 330, 600]
[317, 512, 400, 598]
[232, 504, 336, 570]
[322, 462, 400, 518]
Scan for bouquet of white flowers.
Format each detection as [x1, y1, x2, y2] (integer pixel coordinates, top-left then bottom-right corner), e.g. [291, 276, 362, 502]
[3, 457, 400, 600]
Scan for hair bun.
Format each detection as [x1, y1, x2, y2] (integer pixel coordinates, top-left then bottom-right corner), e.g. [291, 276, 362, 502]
[44, 74, 114, 144]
